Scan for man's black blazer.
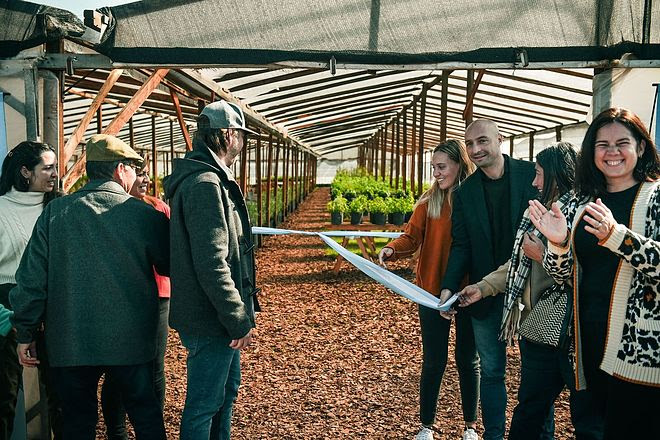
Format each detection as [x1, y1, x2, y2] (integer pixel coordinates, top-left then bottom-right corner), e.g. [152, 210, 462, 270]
[442, 155, 536, 318]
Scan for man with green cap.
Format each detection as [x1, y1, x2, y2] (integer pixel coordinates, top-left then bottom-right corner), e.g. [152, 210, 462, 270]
[164, 100, 258, 439]
[10, 134, 169, 439]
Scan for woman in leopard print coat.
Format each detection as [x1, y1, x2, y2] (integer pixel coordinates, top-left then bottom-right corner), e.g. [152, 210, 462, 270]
[529, 108, 660, 439]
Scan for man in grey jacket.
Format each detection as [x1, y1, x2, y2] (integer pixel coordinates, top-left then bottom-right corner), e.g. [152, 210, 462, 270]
[164, 100, 257, 440]
[10, 134, 169, 439]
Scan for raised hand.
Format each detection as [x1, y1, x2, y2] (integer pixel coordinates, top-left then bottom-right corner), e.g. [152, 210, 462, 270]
[583, 198, 616, 241]
[528, 200, 568, 245]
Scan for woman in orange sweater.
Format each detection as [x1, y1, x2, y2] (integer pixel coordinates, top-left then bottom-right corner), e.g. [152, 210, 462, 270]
[379, 139, 479, 440]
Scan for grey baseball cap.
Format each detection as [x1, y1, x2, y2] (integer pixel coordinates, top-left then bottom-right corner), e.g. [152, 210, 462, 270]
[199, 100, 257, 135]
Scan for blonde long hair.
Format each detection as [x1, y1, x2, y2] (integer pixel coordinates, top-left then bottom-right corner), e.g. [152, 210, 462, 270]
[416, 139, 475, 219]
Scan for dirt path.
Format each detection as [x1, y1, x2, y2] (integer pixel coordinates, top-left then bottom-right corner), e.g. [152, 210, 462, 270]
[157, 187, 574, 439]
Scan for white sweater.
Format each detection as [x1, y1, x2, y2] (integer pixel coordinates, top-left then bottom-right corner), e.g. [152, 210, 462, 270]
[0, 188, 45, 284]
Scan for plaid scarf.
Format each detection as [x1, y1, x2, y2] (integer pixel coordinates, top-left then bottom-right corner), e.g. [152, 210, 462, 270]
[499, 211, 540, 346]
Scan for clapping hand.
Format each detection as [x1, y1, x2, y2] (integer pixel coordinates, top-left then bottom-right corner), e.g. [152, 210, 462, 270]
[528, 200, 568, 245]
[583, 199, 615, 241]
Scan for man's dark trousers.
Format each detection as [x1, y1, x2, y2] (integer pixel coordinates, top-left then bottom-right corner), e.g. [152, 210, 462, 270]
[51, 362, 165, 440]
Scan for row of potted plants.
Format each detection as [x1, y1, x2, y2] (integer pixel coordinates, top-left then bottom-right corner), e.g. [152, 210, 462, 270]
[327, 168, 417, 225]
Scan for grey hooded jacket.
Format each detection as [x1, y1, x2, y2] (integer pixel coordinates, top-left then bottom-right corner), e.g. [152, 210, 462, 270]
[163, 140, 256, 340]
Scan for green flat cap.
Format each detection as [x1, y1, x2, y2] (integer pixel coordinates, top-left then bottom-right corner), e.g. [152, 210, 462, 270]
[86, 134, 144, 165]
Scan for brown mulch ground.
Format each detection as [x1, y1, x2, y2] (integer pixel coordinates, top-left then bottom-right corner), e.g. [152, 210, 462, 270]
[101, 187, 575, 439]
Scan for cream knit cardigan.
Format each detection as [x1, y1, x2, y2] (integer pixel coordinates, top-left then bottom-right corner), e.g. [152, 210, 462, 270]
[0, 188, 45, 284]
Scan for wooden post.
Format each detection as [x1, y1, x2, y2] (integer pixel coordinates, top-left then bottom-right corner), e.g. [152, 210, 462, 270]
[411, 102, 417, 195]
[441, 70, 449, 141]
[129, 117, 134, 148]
[151, 115, 158, 196]
[380, 128, 386, 180]
[266, 134, 273, 227]
[417, 87, 427, 198]
[555, 125, 562, 141]
[239, 136, 248, 195]
[273, 139, 280, 224]
[389, 122, 395, 187]
[402, 109, 408, 192]
[510, 136, 514, 157]
[529, 132, 535, 161]
[255, 130, 262, 227]
[96, 108, 103, 134]
[170, 120, 175, 170]
[373, 134, 379, 179]
[283, 141, 289, 216]
[395, 116, 401, 189]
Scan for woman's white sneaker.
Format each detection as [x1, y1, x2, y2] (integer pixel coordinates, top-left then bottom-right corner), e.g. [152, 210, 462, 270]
[462, 427, 479, 440]
[414, 426, 434, 440]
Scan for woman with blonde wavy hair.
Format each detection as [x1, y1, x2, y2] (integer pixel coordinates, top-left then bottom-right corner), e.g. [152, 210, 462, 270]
[379, 139, 479, 440]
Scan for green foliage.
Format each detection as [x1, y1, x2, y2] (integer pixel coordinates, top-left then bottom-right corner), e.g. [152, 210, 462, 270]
[387, 196, 414, 214]
[367, 197, 388, 214]
[347, 195, 368, 213]
[326, 196, 348, 213]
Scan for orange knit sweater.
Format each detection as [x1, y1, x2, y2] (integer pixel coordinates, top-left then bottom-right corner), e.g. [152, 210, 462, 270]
[385, 199, 453, 296]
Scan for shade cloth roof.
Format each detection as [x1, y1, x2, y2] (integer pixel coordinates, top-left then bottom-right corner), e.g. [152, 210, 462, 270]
[1, 0, 656, 159]
[99, 0, 660, 66]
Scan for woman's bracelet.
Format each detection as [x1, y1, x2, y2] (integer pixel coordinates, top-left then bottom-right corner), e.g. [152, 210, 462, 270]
[550, 232, 570, 248]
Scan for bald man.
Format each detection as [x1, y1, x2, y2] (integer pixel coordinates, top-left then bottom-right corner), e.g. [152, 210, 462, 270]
[440, 120, 537, 440]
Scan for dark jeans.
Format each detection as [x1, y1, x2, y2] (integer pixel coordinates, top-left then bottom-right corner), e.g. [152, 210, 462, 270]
[471, 296, 507, 440]
[418, 305, 480, 427]
[508, 339, 581, 440]
[178, 331, 241, 440]
[51, 362, 165, 440]
[101, 298, 170, 440]
[0, 330, 20, 440]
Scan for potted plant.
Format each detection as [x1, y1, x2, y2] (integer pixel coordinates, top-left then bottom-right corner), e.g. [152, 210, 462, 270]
[347, 196, 367, 225]
[367, 197, 388, 225]
[326, 196, 347, 225]
[388, 197, 412, 226]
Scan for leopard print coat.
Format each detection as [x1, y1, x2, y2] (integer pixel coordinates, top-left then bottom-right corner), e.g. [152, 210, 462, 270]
[544, 181, 660, 390]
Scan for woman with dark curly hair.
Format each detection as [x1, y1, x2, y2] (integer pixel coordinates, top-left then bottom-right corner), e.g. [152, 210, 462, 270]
[530, 108, 660, 438]
[0, 141, 58, 438]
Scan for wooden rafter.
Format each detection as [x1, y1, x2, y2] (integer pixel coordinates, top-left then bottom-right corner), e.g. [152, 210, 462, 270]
[62, 69, 170, 191]
[60, 68, 124, 176]
[170, 90, 193, 151]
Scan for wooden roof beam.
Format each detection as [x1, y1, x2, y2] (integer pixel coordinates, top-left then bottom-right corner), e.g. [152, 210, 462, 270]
[62, 69, 170, 191]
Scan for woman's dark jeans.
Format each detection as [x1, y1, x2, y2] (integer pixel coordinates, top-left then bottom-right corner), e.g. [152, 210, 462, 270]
[509, 338, 607, 440]
[418, 305, 480, 427]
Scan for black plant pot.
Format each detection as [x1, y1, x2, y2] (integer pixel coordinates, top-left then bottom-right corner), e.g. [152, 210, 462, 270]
[404, 211, 413, 223]
[370, 212, 386, 225]
[330, 212, 343, 225]
[350, 212, 363, 225]
[390, 212, 405, 226]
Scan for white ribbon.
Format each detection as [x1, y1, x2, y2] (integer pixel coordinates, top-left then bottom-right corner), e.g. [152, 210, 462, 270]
[252, 226, 459, 311]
